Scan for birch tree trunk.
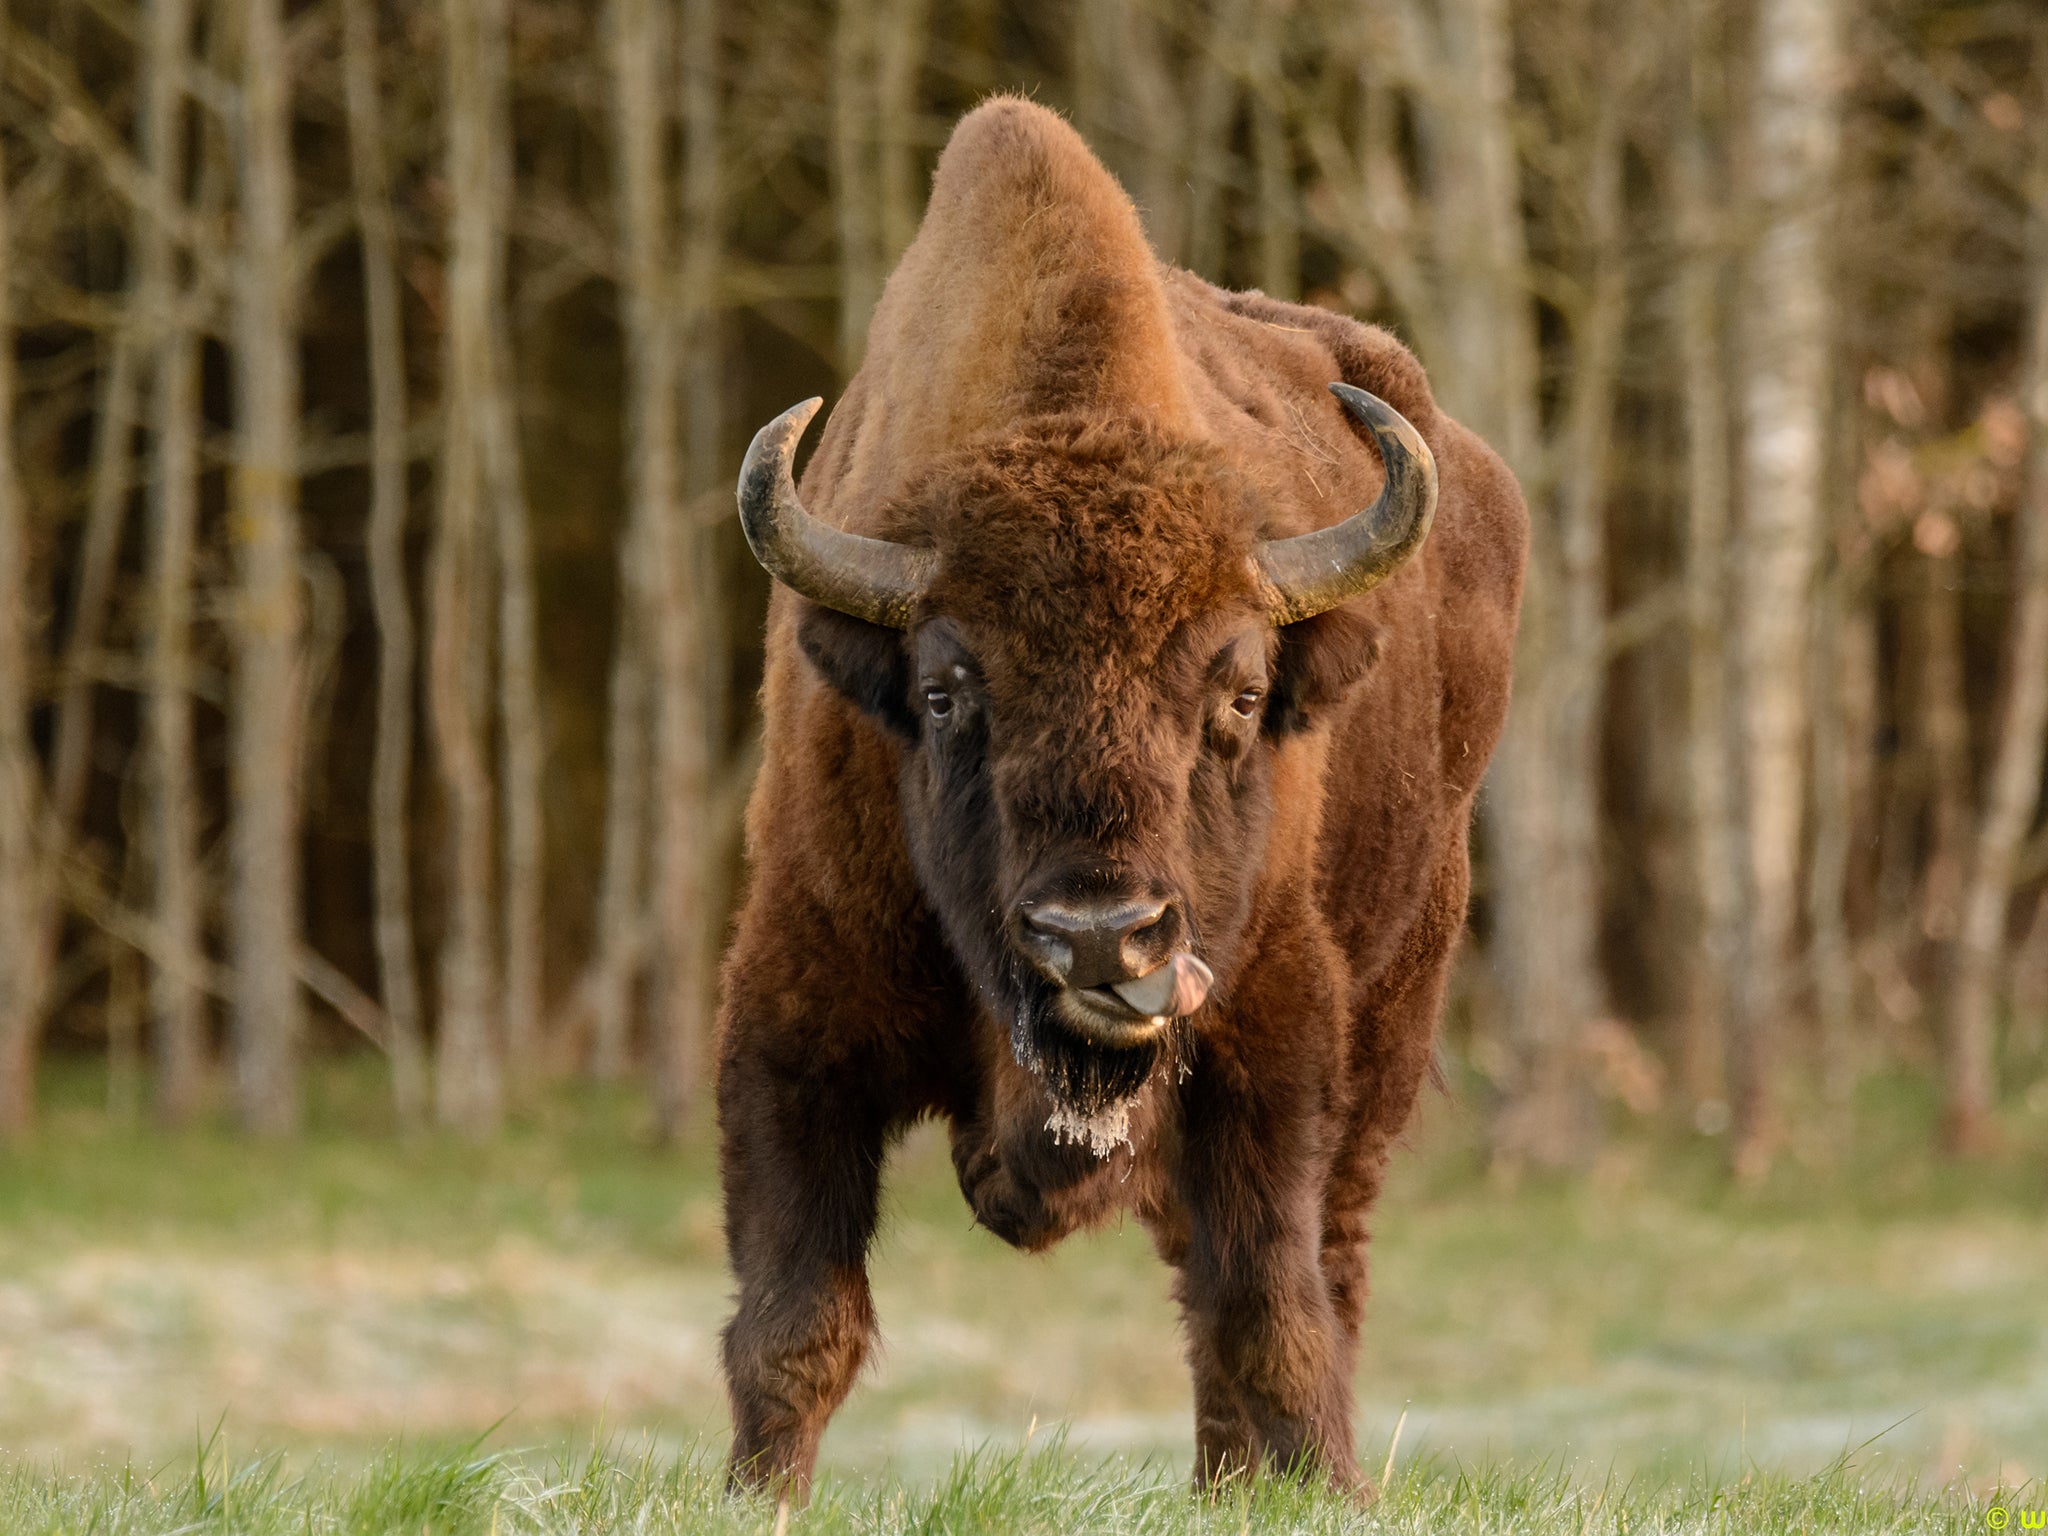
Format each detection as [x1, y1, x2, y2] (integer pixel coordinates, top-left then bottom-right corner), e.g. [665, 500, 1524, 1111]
[343, 0, 428, 1126]
[833, 0, 881, 373]
[0, 71, 44, 1137]
[434, 0, 505, 1133]
[140, 0, 208, 1123]
[469, 0, 546, 1096]
[1731, 0, 1842, 1178]
[1541, 70, 1629, 1135]
[489, 351, 544, 1098]
[1423, 0, 1540, 479]
[1914, 548, 1971, 949]
[650, 0, 725, 1138]
[598, 0, 677, 1086]
[1403, 0, 1586, 1167]
[589, 597, 648, 1078]
[230, 0, 309, 1135]
[1183, 0, 1249, 281]
[876, 0, 932, 268]
[1806, 558, 1870, 1106]
[1248, 5, 1299, 301]
[51, 339, 136, 850]
[18, 234, 143, 1132]
[1675, 0, 1740, 1116]
[1943, 145, 2048, 1152]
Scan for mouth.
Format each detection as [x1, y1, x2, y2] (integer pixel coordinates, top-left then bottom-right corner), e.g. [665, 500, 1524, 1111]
[1053, 984, 1173, 1048]
[1049, 954, 1213, 1048]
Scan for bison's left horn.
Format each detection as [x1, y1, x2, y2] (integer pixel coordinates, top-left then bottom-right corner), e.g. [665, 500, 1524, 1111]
[736, 397, 936, 629]
[1251, 384, 1438, 626]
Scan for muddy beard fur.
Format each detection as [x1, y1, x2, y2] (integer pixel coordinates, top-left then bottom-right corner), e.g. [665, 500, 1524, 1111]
[1010, 987, 1162, 1117]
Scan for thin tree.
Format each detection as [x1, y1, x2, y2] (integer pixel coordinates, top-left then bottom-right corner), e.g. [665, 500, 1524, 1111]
[596, 0, 677, 1087]
[1072, 0, 1185, 260]
[832, 0, 882, 373]
[1944, 90, 2048, 1152]
[650, 0, 726, 1137]
[875, 0, 932, 268]
[231, 0, 309, 1135]
[479, 0, 545, 1097]
[1183, 0, 1251, 281]
[1405, 0, 1588, 1168]
[434, 0, 507, 1133]
[343, 0, 428, 1126]
[1246, 3, 1299, 300]
[138, 0, 209, 1124]
[1731, 0, 1842, 1178]
[1673, 0, 1740, 1117]
[1539, 19, 1633, 1149]
[0, 41, 45, 1136]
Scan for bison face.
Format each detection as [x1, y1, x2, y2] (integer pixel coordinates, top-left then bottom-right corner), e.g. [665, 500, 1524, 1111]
[794, 417, 1385, 1117]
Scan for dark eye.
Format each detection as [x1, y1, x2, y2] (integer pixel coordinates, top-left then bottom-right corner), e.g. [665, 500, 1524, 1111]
[1230, 688, 1264, 719]
[925, 687, 954, 720]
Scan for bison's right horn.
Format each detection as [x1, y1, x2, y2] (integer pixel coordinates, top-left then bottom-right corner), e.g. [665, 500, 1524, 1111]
[1250, 384, 1438, 626]
[736, 397, 936, 629]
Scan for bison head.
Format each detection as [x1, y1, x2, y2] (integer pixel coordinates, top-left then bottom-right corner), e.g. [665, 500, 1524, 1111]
[737, 389, 1434, 1121]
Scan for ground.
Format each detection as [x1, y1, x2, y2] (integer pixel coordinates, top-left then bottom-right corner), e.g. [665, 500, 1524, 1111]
[0, 1062, 2044, 1532]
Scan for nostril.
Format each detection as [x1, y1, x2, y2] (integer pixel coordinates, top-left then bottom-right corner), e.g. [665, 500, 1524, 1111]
[1015, 906, 1074, 978]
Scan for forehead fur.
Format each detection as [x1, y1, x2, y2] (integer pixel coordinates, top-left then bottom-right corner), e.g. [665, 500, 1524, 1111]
[903, 414, 1259, 676]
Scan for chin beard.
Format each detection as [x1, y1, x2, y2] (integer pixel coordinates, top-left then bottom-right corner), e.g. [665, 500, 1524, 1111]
[1009, 984, 1163, 1117]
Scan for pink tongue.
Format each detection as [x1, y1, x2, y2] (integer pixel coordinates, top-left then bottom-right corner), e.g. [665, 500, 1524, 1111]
[1110, 954, 1214, 1018]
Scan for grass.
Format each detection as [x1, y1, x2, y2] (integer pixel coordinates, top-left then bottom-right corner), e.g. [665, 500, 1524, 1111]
[0, 1436, 2038, 1534]
[1, 1059, 2046, 1531]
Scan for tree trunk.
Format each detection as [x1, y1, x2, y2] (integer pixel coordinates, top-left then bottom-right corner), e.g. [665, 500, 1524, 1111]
[1184, 0, 1250, 282]
[230, 0, 308, 1136]
[51, 338, 136, 844]
[1914, 548, 1971, 951]
[1071, 0, 1185, 260]
[875, 0, 932, 268]
[1247, 4, 1299, 302]
[833, 0, 881, 373]
[1489, 70, 1626, 1170]
[1943, 160, 2048, 1153]
[0, 70, 43, 1137]
[433, 0, 506, 1134]
[1674, 0, 1740, 1117]
[488, 353, 544, 1099]
[1549, 71, 1629, 1089]
[1730, 0, 1841, 1179]
[139, 0, 209, 1126]
[1410, 0, 1579, 1167]
[599, 0, 677, 1086]
[343, 0, 428, 1127]
[1807, 556, 1872, 1107]
[589, 602, 649, 1079]
[465, 0, 545, 1098]
[650, 0, 725, 1138]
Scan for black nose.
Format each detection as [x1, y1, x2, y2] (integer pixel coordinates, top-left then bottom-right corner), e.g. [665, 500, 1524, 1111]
[1017, 898, 1175, 989]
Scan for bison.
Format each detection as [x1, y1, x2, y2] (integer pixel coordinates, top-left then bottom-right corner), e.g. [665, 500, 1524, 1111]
[716, 97, 1526, 1498]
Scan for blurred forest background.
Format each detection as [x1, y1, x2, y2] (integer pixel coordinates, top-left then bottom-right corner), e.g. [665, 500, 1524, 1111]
[0, 0, 2043, 1178]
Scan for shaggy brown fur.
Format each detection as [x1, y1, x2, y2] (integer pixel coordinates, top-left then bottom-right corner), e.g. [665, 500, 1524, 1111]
[717, 97, 1526, 1498]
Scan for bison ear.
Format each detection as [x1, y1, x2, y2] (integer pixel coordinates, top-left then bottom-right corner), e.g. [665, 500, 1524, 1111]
[1266, 605, 1382, 736]
[797, 603, 918, 739]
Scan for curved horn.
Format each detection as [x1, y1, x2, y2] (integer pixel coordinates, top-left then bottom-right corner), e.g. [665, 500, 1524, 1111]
[1251, 383, 1438, 625]
[736, 397, 936, 629]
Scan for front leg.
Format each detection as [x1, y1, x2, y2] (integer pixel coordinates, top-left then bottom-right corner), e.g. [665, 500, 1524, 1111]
[1173, 941, 1363, 1494]
[718, 1024, 887, 1499]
